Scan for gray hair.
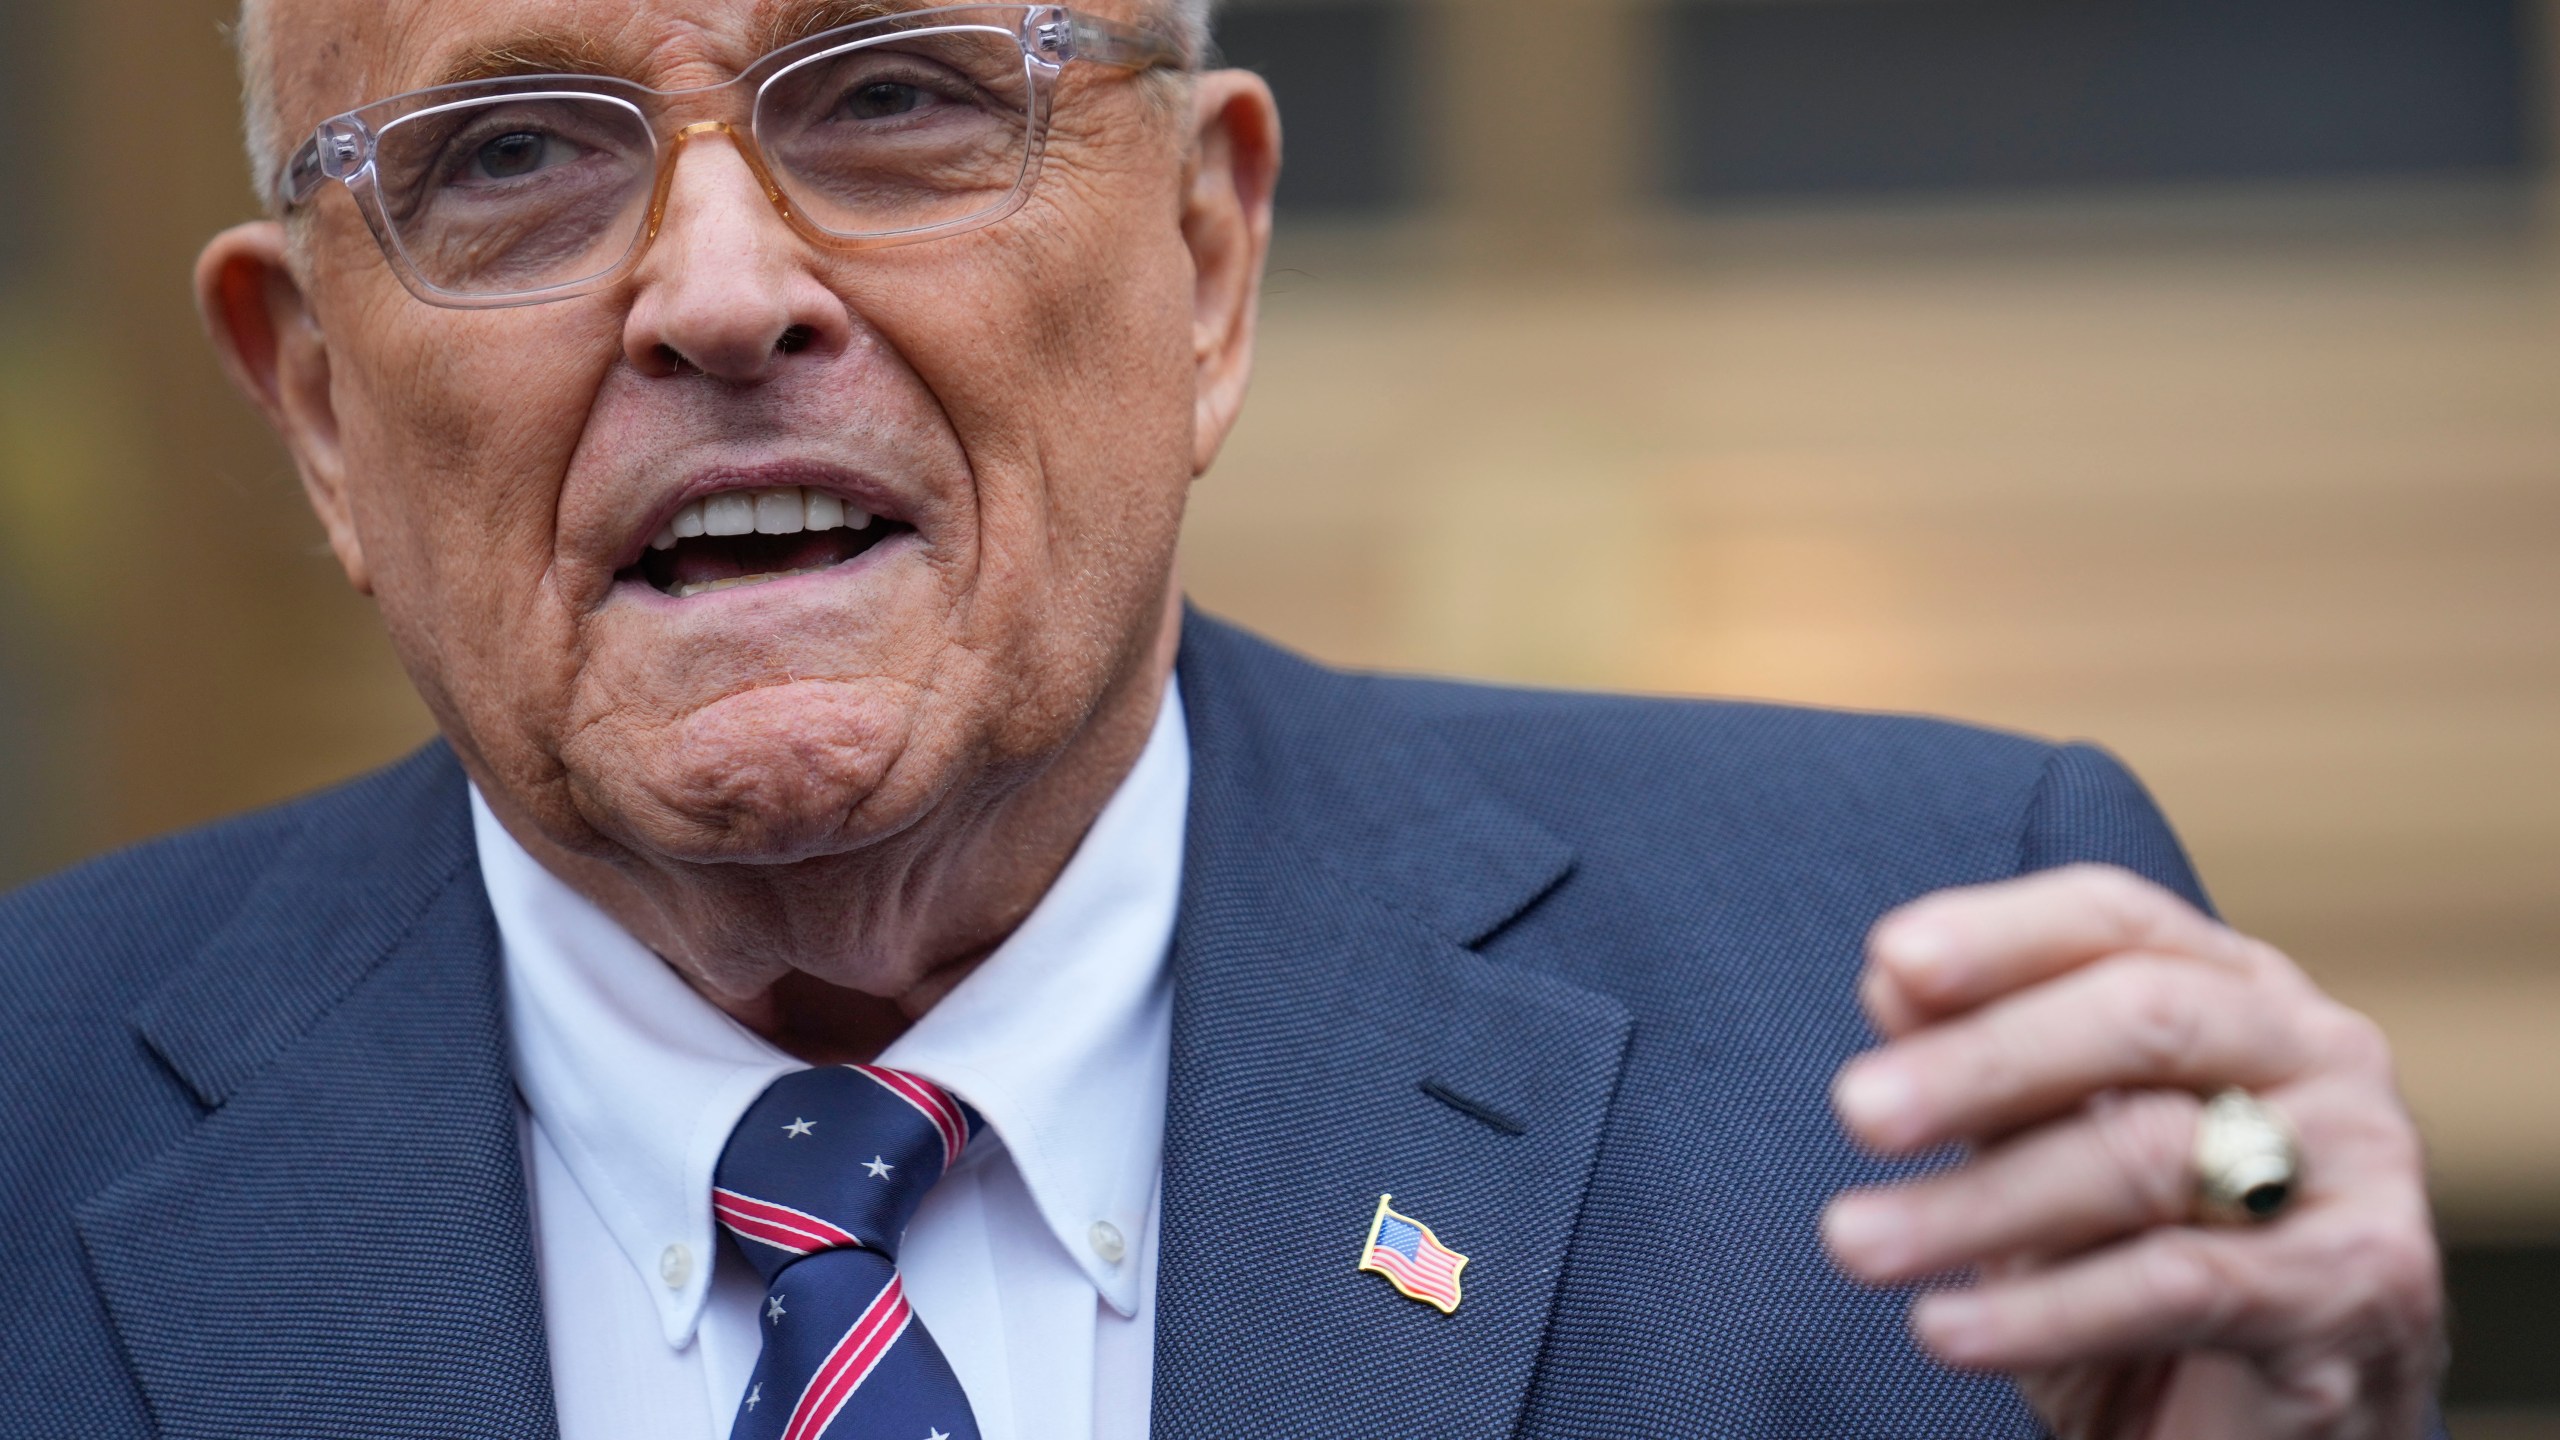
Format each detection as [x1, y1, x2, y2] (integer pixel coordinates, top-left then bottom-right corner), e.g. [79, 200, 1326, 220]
[236, 0, 1219, 208]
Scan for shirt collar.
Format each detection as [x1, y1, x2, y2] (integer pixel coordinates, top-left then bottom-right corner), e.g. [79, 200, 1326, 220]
[482, 679, 1188, 1343]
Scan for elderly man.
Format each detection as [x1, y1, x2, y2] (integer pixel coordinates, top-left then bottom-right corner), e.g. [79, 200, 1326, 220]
[0, 0, 2443, 1436]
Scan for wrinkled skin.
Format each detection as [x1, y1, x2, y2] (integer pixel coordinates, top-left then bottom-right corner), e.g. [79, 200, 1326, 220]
[197, 0, 2444, 1431]
[1828, 865, 2445, 1438]
[200, 0, 1279, 1055]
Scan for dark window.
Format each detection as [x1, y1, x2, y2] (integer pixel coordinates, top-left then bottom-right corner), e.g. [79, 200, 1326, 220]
[1214, 0, 1420, 214]
[1661, 0, 2529, 199]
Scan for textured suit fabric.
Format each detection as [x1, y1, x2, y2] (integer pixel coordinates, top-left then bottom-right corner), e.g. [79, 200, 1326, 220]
[1146, 618, 2209, 1440]
[0, 746, 554, 1439]
[2, 612, 2209, 1438]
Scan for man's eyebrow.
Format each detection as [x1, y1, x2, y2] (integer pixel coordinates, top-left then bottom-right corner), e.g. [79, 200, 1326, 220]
[431, 34, 624, 88]
[748, 0, 916, 54]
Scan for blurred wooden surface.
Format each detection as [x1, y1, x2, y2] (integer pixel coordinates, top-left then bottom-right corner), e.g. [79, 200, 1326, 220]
[1190, 182, 2560, 1234]
[0, 0, 436, 878]
[0, 0, 2549, 1235]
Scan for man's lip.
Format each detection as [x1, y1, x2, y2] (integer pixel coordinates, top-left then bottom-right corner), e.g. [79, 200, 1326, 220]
[611, 462, 918, 571]
[611, 528, 922, 608]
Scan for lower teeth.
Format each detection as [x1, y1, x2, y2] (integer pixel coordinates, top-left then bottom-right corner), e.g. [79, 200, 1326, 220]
[670, 562, 841, 599]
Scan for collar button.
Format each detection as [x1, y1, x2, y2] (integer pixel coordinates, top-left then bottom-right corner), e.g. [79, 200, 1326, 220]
[1087, 1220, 1126, 1265]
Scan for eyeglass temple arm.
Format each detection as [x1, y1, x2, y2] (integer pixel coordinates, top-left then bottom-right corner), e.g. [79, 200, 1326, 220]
[276, 134, 330, 213]
[1065, 11, 1192, 72]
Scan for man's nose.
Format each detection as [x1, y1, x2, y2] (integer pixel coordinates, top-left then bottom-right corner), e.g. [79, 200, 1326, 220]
[622, 130, 851, 383]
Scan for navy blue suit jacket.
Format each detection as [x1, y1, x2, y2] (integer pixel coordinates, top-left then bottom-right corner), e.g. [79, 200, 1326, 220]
[2, 613, 2210, 1438]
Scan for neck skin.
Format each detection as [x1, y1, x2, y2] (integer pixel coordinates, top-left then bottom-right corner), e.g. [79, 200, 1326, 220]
[476, 582, 1186, 1065]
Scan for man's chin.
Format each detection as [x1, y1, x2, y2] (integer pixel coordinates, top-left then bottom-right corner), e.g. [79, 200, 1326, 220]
[555, 681, 940, 868]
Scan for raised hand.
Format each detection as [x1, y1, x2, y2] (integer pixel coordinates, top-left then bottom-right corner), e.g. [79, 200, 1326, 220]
[1823, 865, 2444, 1439]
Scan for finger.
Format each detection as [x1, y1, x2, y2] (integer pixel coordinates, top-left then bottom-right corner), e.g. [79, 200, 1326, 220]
[1910, 1227, 2254, 1372]
[1863, 865, 2249, 1038]
[1836, 953, 2303, 1152]
[1833, 1062, 2428, 1285]
[1905, 1202, 2439, 1376]
[1825, 1088, 2200, 1285]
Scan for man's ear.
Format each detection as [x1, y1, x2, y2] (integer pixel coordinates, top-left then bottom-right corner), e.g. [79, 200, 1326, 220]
[196, 221, 372, 595]
[1179, 69, 1281, 477]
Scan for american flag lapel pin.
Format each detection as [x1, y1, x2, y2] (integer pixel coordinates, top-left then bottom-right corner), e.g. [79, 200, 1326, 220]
[1357, 1193, 1467, 1314]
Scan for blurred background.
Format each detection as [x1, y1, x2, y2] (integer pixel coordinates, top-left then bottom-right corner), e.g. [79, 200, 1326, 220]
[1, 0, 2553, 1427]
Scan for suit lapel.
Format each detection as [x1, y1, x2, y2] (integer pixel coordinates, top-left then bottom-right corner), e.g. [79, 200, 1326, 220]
[77, 748, 557, 1440]
[1151, 618, 1631, 1439]
[73, 622, 1624, 1440]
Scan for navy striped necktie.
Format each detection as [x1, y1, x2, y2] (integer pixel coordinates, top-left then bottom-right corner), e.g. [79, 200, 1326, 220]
[715, 1064, 984, 1440]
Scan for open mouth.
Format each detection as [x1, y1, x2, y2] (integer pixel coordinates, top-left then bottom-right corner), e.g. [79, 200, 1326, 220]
[622, 486, 910, 599]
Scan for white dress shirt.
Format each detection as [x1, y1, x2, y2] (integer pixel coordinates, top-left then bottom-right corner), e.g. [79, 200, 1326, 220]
[475, 682, 1188, 1440]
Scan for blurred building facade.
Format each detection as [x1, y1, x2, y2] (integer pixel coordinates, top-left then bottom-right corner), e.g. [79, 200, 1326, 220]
[1, 0, 2553, 1421]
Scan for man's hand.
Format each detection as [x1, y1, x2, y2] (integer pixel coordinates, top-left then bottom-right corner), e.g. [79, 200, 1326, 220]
[1822, 865, 2445, 1439]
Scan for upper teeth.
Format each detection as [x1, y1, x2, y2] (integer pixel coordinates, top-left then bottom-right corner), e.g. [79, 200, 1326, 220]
[651, 487, 875, 550]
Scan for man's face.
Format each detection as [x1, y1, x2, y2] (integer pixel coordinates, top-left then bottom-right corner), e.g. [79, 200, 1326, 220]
[242, 0, 1235, 874]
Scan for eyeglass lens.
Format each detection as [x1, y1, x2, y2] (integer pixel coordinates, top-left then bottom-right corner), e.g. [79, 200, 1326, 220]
[368, 24, 1040, 298]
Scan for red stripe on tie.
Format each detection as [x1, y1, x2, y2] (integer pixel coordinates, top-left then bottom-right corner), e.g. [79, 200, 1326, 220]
[714, 1189, 862, 1255]
[780, 1275, 913, 1440]
[851, 1065, 968, 1171]
[852, 1065, 967, 1169]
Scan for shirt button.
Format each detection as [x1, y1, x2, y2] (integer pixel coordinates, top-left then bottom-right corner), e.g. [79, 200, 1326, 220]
[1088, 1221, 1126, 1265]
[659, 1243, 693, 1289]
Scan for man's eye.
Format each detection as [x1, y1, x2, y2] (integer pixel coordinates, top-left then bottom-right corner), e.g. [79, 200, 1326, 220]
[839, 82, 927, 121]
[470, 131, 562, 181]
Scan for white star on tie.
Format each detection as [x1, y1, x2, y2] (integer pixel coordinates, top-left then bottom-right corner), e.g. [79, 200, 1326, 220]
[864, 1155, 894, 1179]
[783, 1117, 816, 1139]
[746, 1383, 762, 1411]
[926, 1430, 950, 1440]
[767, 1294, 787, 1324]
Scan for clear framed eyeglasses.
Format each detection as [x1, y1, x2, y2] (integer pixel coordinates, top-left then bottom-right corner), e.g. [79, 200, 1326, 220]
[275, 5, 1187, 309]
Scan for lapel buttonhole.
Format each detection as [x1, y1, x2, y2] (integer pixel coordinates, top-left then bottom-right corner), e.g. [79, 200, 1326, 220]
[1418, 1079, 1526, 1137]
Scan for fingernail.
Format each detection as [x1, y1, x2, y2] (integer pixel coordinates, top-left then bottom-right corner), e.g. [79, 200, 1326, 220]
[1822, 1195, 1910, 1273]
[1882, 919, 1956, 982]
[1835, 1062, 1919, 1143]
[1913, 1293, 1990, 1361]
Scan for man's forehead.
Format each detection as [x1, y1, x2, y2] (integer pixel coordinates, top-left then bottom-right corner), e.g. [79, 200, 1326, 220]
[397, 0, 919, 87]
[270, 0, 1043, 117]
[263, 0, 1157, 139]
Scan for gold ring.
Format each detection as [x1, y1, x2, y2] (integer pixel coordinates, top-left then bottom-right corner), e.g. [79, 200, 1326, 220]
[2193, 1087, 2302, 1225]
